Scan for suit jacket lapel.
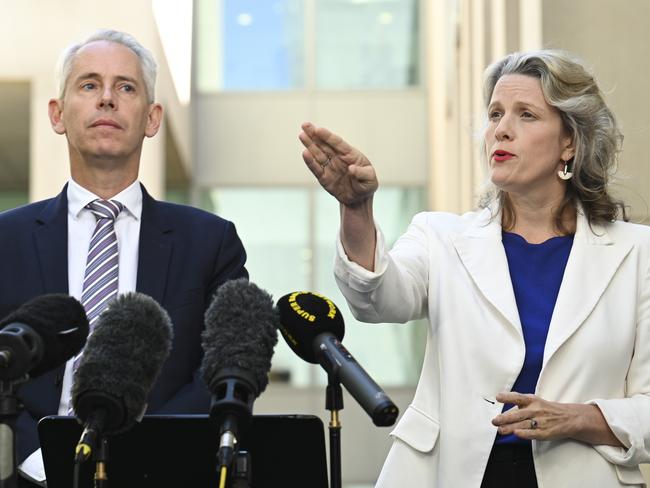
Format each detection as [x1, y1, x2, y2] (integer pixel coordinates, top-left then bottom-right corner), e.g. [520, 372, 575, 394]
[136, 185, 173, 304]
[33, 187, 69, 294]
[542, 212, 632, 367]
[450, 207, 523, 337]
[450, 206, 631, 370]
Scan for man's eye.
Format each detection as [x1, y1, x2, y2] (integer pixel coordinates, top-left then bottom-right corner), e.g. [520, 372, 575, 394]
[120, 84, 135, 92]
[82, 83, 96, 90]
[489, 111, 502, 120]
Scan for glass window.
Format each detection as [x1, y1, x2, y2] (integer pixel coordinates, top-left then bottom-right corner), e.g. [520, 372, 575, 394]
[201, 186, 427, 387]
[315, 0, 420, 89]
[196, 0, 420, 92]
[313, 186, 427, 385]
[197, 0, 305, 91]
[223, 0, 305, 90]
[201, 188, 315, 385]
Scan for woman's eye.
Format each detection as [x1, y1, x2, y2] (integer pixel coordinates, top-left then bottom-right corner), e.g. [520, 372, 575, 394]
[521, 111, 535, 119]
[489, 111, 502, 120]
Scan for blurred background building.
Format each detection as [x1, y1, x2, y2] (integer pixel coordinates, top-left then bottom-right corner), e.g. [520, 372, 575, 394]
[1, 0, 648, 485]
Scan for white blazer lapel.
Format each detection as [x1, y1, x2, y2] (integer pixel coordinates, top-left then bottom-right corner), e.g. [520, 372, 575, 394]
[543, 212, 633, 367]
[450, 208, 522, 336]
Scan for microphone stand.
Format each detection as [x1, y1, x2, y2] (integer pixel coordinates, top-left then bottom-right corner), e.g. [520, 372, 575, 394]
[215, 429, 253, 488]
[231, 450, 252, 488]
[93, 436, 109, 488]
[0, 377, 26, 488]
[325, 371, 343, 488]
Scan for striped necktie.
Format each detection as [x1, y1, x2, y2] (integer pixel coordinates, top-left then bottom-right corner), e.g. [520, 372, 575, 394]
[80, 199, 124, 330]
[69, 199, 123, 412]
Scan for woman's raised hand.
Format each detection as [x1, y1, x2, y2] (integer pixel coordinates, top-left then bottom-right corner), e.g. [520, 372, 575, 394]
[299, 122, 378, 206]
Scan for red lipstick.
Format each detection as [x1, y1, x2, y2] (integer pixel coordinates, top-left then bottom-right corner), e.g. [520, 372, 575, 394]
[492, 150, 515, 162]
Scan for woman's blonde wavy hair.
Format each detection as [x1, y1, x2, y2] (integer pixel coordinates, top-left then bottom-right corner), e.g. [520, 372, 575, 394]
[479, 50, 627, 231]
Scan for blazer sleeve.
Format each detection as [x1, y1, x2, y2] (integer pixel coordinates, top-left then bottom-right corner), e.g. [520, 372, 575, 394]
[590, 254, 650, 467]
[334, 213, 431, 324]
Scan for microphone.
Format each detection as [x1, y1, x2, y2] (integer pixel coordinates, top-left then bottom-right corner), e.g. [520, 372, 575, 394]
[277, 291, 399, 426]
[71, 292, 173, 462]
[0, 295, 88, 488]
[0, 294, 89, 381]
[201, 278, 278, 472]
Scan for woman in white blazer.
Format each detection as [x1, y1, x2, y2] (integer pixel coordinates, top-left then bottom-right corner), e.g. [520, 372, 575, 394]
[299, 50, 650, 487]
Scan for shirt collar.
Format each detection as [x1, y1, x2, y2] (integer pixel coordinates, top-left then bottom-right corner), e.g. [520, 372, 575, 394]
[67, 179, 143, 220]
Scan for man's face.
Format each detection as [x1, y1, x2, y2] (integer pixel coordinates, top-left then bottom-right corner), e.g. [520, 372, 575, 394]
[49, 40, 161, 168]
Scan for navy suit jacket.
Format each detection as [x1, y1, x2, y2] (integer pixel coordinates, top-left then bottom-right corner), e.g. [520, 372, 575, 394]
[0, 184, 248, 462]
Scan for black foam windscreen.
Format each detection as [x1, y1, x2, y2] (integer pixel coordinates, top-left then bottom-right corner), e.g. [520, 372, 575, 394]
[276, 291, 345, 364]
[0, 294, 89, 377]
[201, 278, 278, 397]
[71, 292, 172, 434]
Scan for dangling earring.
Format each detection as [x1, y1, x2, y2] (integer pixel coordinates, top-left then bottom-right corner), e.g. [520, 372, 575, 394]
[558, 159, 574, 180]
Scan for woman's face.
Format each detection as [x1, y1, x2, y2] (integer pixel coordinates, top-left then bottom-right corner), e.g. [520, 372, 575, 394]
[484, 74, 574, 202]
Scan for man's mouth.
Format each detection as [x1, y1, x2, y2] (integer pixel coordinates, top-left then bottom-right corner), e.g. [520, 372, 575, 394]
[90, 119, 122, 129]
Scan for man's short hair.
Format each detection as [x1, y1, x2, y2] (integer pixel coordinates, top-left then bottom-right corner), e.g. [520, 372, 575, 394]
[56, 29, 158, 103]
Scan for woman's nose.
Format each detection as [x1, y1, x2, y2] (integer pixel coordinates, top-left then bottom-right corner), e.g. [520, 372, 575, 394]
[494, 115, 513, 141]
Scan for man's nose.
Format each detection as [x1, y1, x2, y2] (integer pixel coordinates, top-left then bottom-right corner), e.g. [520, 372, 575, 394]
[98, 88, 116, 109]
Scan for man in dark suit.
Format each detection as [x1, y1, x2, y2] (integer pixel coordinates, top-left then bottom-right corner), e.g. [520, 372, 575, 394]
[0, 29, 247, 484]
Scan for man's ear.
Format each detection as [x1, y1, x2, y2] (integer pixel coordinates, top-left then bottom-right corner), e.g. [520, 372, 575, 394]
[48, 98, 66, 135]
[144, 103, 163, 138]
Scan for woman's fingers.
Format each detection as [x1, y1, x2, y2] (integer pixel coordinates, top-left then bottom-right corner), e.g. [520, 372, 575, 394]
[299, 129, 332, 167]
[495, 391, 534, 407]
[302, 149, 326, 177]
[496, 418, 542, 436]
[301, 122, 356, 163]
[311, 125, 354, 156]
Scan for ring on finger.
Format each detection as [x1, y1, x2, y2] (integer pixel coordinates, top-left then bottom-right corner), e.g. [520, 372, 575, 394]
[530, 418, 538, 429]
[319, 155, 331, 170]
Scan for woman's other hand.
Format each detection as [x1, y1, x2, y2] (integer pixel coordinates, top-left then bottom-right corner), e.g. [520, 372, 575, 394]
[492, 392, 624, 447]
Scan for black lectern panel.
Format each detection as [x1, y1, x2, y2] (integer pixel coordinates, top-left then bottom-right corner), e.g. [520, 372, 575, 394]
[38, 414, 328, 488]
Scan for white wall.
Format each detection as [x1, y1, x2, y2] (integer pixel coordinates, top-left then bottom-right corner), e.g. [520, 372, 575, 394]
[0, 0, 175, 201]
[194, 91, 428, 187]
[542, 0, 650, 223]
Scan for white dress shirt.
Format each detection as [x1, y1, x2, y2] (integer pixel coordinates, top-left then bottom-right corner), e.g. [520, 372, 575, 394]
[59, 178, 143, 413]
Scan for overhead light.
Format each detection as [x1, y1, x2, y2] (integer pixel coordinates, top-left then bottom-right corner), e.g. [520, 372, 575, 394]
[237, 13, 253, 27]
[378, 12, 394, 25]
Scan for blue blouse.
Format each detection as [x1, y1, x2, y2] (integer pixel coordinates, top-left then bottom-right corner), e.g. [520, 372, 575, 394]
[495, 231, 574, 445]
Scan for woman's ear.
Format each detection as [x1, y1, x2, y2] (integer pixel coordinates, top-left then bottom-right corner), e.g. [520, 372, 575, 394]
[561, 131, 575, 162]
